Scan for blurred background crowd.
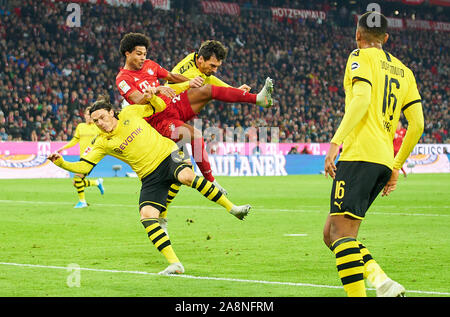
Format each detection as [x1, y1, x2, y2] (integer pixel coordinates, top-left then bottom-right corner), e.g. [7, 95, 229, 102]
[0, 0, 448, 146]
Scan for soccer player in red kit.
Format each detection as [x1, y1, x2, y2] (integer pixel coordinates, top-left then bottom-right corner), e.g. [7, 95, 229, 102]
[116, 33, 273, 196]
[394, 121, 408, 177]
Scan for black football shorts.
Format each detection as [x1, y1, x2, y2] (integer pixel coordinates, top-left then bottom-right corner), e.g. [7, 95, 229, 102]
[139, 149, 192, 212]
[329, 161, 392, 219]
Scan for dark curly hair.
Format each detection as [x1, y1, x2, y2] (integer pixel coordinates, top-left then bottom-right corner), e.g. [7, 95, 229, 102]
[198, 40, 228, 61]
[119, 32, 150, 57]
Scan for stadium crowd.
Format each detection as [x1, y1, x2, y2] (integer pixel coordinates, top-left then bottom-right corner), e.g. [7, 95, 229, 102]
[0, 0, 448, 145]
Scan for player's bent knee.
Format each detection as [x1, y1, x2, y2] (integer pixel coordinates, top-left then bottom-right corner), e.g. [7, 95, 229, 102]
[177, 166, 195, 186]
[140, 205, 161, 220]
[73, 176, 83, 187]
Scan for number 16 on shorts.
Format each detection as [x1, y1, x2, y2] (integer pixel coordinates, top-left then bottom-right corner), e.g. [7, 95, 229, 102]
[331, 180, 345, 211]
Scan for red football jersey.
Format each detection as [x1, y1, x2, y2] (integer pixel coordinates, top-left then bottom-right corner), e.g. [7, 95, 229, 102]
[393, 128, 407, 152]
[116, 59, 170, 104]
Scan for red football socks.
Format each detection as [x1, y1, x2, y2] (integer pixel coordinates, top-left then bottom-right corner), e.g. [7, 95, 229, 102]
[211, 85, 257, 104]
[191, 137, 215, 182]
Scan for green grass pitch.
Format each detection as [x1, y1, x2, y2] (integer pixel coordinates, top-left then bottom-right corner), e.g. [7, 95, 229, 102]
[0, 174, 449, 297]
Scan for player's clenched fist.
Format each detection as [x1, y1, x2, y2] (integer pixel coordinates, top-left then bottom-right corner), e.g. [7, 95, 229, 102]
[47, 153, 62, 163]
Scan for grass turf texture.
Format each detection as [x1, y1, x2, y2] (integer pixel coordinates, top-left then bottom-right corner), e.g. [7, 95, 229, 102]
[0, 174, 449, 297]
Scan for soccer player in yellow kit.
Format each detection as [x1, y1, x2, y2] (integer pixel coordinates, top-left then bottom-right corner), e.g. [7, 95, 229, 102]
[323, 12, 424, 297]
[56, 106, 104, 208]
[165, 40, 252, 196]
[167, 40, 251, 95]
[48, 93, 251, 275]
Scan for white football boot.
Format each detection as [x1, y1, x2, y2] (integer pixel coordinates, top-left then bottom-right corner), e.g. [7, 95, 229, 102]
[256, 77, 274, 108]
[230, 204, 251, 220]
[158, 262, 185, 275]
[376, 278, 406, 297]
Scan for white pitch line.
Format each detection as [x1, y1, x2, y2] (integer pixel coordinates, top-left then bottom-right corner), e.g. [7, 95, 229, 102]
[0, 262, 448, 296]
[0, 200, 449, 217]
[284, 234, 308, 237]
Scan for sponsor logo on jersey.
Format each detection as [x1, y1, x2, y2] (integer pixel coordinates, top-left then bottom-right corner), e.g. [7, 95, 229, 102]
[82, 146, 92, 156]
[116, 127, 143, 152]
[118, 80, 131, 93]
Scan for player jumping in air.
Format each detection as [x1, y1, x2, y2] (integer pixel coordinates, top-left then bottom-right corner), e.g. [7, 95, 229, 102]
[323, 12, 424, 297]
[116, 33, 273, 199]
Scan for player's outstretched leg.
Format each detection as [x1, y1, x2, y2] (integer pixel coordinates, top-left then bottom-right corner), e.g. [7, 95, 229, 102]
[177, 167, 250, 220]
[256, 77, 274, 108]
[190, 175, 250, 220]
[210, 77, 273, 108]
[83, 178, 105, 195]
[187, 77, 274, 114]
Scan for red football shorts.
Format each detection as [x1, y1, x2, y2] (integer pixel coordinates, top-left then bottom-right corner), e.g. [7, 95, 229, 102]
[145, 91, 196, 140]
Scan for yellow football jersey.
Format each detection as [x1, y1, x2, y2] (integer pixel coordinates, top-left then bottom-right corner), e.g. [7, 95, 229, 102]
[166, 52, 230, 94]
[81, 104, 179, 180]
[338, 47, 422, 169]
[62, 122, 99, 155]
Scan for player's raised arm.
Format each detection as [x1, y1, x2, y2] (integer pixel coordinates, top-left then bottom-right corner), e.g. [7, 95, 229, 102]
[165, 72, 203, 88]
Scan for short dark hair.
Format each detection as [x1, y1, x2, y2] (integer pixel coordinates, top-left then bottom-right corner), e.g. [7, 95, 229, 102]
[357, 11, 388, 41]
[119, 32, 150, 57]
[198, 40, 228, 61]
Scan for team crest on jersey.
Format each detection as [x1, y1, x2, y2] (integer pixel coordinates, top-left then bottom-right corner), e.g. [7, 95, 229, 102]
[113, 148, 123, 154]
[351, 49, 360, 57]
[172, 150, 185, 163]
[123, 120, 130, 126]
[147, 69, 154, 75]
[118, 80, 131, 93]
[351, 62, 360, 71]
[83, 146, 92, 156]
